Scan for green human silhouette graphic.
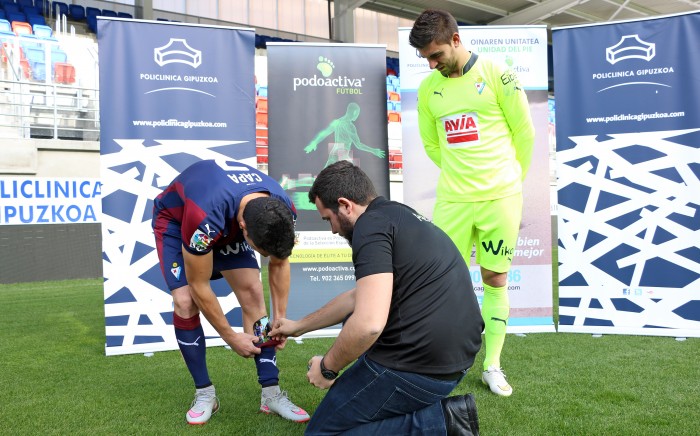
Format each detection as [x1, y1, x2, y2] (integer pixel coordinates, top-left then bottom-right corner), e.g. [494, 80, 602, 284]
[305, 102, 386, 167]
[280, 102, 385, 210]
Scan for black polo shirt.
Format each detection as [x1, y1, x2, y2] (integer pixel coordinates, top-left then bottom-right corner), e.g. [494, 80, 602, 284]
[352, 197, 483, 375]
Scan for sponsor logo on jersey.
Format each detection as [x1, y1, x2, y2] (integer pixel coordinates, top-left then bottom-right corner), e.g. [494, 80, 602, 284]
[442, 112, 480, 146]
[190, 228, 213, 252]
[204, 223, 216, 236]
[219, 241, 255, 256]
[481, 239, 514, 262]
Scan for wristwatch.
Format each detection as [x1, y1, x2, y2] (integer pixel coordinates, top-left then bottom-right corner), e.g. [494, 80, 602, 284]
[320, 357, 339, 380]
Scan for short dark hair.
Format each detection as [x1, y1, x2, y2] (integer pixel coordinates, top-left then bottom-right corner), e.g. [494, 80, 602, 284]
[243, 196, 295, 258]
[409, 9, 458, 49]
[308, 161, 377, 212]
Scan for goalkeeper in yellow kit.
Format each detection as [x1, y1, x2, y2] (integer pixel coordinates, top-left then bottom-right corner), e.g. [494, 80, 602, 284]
[410, 9, 535, 397]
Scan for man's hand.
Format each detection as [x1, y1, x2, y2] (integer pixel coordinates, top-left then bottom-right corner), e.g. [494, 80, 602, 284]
[307, 355, 334, 390]
[226, 332, 261, 357]
[274, 336, 287, 351]
[304, 143, 317, 153]
[269, 318, 303, 340]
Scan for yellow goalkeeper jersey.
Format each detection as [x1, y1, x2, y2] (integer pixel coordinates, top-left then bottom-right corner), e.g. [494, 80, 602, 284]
[417, 54, 535, 202]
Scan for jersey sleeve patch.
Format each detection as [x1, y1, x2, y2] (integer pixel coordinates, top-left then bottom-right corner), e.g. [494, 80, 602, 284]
[189, 223, 219, 252]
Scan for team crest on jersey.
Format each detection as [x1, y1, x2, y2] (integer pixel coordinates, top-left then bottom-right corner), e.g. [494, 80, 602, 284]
[190, 228, 213, 252]
[442, 112, 480, 147]
[474, 79, 485, 94]
[171, 263, 182, 280]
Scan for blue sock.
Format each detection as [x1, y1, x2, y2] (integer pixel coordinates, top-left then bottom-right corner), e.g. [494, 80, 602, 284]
[254, 346, 279, 387]
[174, 313, 211, 389]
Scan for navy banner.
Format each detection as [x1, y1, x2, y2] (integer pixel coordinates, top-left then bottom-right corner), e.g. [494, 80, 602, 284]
[553, 12, 700, 336]
[98, 18, 256, 355]
[266, 43, 389, 336]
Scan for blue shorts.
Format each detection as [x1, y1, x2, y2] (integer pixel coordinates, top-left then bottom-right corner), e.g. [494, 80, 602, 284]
[155, 227, 259, 291]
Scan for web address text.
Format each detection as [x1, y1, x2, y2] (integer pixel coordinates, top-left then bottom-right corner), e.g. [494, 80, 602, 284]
[132, 119, 228, 129]
[585, 111, 685, 124]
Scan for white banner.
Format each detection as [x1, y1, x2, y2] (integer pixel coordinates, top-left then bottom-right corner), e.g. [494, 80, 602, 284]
[0, 177, 101, 225]
[398, 25, 555, 333]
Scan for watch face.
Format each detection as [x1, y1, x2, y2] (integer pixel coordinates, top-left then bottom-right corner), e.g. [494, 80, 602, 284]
[320, 358, 338, 380]
[321, 369, 337, 380]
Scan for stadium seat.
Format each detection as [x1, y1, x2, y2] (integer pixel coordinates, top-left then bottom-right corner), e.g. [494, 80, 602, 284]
[26, 13, 45, 26]
[12, 20, 32, 36]
[256, 97, 268, 114]
[0, 18, 13, 36]
[86, 7, 101, 17]
[256, 112, 268, 127]
[19, 57, 30, 78]
[2, 3, 21, 15]
[101, 9, 118, 18]
[20, 5, 39, 16]
[389, 151, 403, 170]
[388, 111, 401, 123]
[68, 4, 85, 21]
[257, 85, 267, 97]
[24, 45, 44, 63]
[86, 14, 97, 33]
[7, 11, 26, 23]
[1, 40, 13, 63]
[52, 1, 68, 18]
[117, 12, 133, 19]
[256, 145, 269, 164]
[54, 61, 75, 84]
[29, 59, 45, 80]
[256, 127, 268, 146]
[388, 91, 400, 102]
[51, 48, 67, 64]
[32, 24, 53, 39]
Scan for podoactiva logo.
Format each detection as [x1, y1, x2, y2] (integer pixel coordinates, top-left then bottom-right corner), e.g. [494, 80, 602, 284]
[292, 55, 365, 94]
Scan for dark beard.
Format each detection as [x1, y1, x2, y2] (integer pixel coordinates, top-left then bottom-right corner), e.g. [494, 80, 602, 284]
[342, 230, 353, 245]
[338, 214, 354, 245]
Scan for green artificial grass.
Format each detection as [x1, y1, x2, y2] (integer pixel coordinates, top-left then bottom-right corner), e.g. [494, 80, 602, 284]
[1, 278, 698, 435]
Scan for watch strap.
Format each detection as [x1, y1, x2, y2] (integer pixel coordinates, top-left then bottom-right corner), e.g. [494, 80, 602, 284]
[320, 356, 338, 380]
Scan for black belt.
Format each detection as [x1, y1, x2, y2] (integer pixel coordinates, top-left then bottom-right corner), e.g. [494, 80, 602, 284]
[428, 370, 466, 381]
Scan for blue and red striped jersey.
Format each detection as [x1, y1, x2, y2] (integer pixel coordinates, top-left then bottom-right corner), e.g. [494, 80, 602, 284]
[153, 160, 296, 255]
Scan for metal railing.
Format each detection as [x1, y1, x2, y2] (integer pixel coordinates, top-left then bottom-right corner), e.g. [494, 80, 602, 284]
[0, 78, 99, 141]
[0, 19, 100, 141]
